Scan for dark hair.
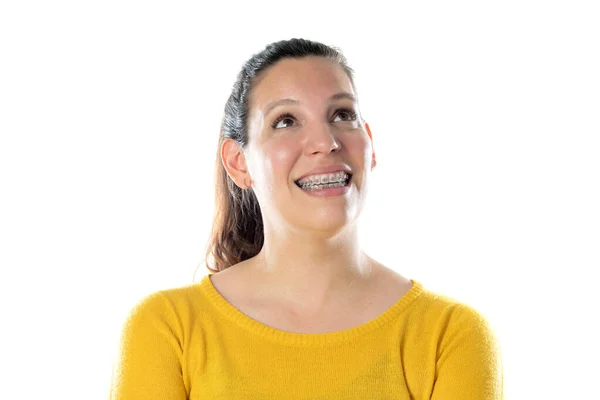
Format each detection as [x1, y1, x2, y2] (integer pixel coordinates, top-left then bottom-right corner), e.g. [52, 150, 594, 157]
[197, 38, 358, 277]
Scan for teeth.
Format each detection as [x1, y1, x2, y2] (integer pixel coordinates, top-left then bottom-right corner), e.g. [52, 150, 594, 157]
[299, 172, 350, 190]
[301, 181, 347, 191]
[298, 171, 349, 186]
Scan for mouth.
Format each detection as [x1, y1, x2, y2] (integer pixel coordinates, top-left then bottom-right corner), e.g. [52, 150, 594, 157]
[294, 174, 352, 190]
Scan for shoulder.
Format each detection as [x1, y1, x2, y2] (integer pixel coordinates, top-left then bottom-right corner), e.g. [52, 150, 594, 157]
[119, 290, 177, 339]
[368, 260, 413, 293]
[416, 285, 491, 323]
[416, 288, 502, 360]
[121, 282, 206, 333]
[111, 285, 198, 398]
[403, 281, 501, 345]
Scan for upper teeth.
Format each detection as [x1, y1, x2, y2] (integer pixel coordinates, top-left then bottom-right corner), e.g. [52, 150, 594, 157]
[297, 171, 349, 186]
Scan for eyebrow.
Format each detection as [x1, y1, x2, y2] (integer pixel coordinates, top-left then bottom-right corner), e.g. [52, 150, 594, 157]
[263, 92, 356, 117]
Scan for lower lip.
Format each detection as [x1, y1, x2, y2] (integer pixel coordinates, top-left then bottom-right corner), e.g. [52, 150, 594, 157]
[295, 179, 351, 197]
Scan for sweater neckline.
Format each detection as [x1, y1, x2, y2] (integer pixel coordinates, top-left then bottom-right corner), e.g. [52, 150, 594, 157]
[198, 273, 424, 346]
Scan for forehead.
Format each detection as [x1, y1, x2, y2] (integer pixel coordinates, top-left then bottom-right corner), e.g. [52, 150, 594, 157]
[249, 56, 354, 111]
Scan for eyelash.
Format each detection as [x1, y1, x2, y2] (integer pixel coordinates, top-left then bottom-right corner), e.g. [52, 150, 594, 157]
[270, 108, 358, 129]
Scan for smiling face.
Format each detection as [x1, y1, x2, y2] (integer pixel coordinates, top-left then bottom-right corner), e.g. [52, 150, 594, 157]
[228, 56, 376, 234]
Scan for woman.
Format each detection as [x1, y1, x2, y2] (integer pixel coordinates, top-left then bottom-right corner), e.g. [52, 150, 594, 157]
[110, 38, 503, 399]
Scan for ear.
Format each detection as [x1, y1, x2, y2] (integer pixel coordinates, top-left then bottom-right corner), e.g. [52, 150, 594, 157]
[221, 138, 251, 188]
[365, 122, 377, 169]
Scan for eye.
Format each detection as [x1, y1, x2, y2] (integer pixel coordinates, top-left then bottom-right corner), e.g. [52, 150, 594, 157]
[270, 108, 359, 130]
[271, 113, 296, 129]
[332, 108, 358, 123]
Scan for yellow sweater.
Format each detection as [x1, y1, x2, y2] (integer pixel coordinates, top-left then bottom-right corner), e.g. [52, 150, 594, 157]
[110, 274, 503, 399]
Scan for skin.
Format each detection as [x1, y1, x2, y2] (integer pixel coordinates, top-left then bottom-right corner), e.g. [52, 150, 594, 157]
[220, 56, 384, 318]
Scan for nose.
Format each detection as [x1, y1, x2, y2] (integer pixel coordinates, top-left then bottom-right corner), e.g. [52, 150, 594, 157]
[303, 121, 341, 154]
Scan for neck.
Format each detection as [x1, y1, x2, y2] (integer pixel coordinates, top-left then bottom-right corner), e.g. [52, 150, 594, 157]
[240, 226, 378, 314]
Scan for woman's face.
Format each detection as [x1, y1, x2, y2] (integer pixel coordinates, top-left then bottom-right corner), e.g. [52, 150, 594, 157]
[243, 56, 376, 233]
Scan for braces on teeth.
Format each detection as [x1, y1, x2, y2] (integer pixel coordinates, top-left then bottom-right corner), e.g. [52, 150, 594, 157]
[298, 172, 350, 190]
[301, 181, 348, 191]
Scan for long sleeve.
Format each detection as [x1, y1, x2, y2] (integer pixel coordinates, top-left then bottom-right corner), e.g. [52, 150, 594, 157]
[430, 304, 504, 400]
[109, 291, 187, 400]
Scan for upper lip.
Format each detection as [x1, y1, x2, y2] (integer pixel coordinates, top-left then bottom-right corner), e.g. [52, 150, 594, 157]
[295, 164, 353, 182]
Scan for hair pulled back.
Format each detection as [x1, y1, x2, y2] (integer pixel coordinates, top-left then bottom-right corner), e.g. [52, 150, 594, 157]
[198, 38, 357, 277]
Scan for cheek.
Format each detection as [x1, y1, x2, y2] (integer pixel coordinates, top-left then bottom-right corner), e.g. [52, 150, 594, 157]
[344, 135, 372, 158]
[262, 141, 298, 181]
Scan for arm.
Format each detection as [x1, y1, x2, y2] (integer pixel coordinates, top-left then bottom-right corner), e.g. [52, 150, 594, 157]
[109, 291, 187, 400]
[430, 304, 504, 400]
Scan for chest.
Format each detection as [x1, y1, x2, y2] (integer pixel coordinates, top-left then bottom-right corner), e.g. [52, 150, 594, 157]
[211, 273, 411, 334]
[239, 297, 380, 334]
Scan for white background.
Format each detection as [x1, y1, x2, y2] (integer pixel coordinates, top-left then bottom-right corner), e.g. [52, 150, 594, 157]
[1, 0, 598, 398]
